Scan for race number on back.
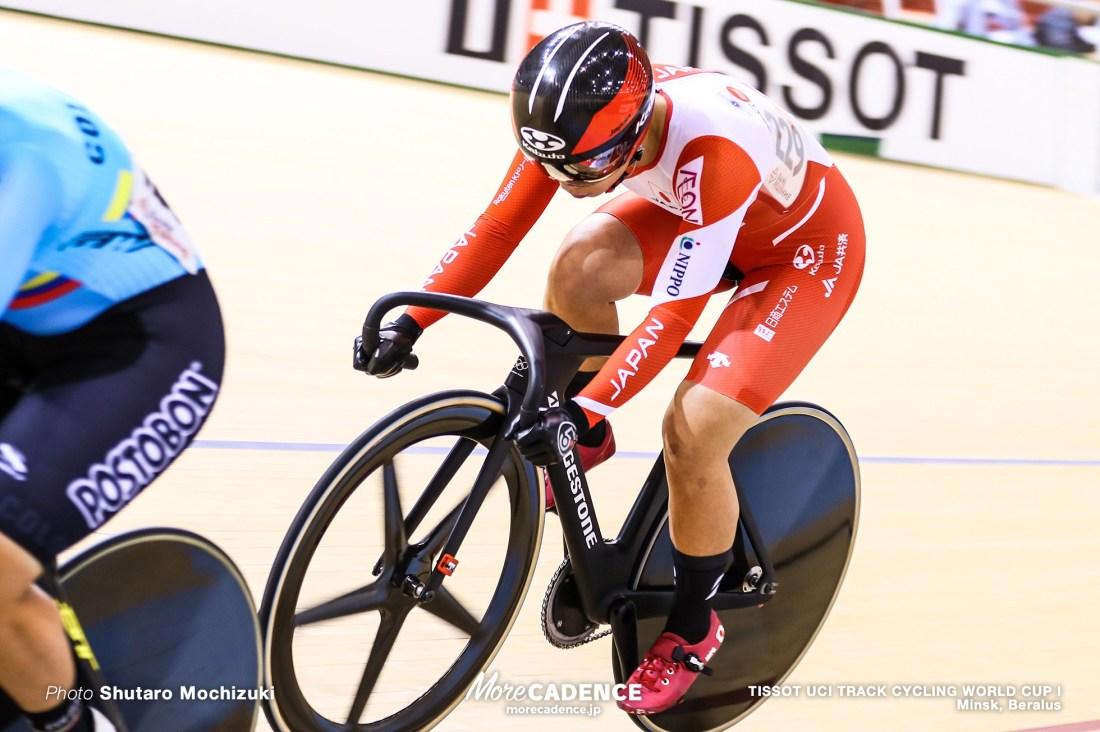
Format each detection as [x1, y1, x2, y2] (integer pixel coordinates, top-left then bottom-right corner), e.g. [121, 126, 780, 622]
[127, 167, 200, 274]
[724, 81, 808, 208]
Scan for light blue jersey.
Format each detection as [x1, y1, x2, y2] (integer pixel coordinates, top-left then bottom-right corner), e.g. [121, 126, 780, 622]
[0, 69, 202, 336]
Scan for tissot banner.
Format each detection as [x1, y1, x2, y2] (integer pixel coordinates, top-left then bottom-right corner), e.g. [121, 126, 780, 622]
[5, 0, 1097, 192]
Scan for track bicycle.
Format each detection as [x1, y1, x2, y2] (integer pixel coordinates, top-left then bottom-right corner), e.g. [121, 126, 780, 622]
[261, 291, 860, 732]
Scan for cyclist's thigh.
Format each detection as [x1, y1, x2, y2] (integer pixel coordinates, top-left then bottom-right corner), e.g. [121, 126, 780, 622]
[596, 191, 685, 296]
[685, 179, 866, 413]
[0, 272, 225, 565]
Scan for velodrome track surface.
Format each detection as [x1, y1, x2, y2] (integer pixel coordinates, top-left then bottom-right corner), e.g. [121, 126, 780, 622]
[2, 9, 1098, 731]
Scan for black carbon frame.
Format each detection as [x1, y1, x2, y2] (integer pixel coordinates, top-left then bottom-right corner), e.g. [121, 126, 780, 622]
[361, 292, 779, 625]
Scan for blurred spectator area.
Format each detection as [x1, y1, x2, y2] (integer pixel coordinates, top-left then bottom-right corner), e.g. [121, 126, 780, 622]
[817, 0, 1100, 55]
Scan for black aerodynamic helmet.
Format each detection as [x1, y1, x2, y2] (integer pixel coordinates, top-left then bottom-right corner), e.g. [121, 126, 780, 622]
[511, 21, 655, 182]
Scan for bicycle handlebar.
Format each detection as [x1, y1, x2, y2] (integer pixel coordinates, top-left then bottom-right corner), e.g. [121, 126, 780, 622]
[362, 292, 708, 428]
[362, 292, 553, 427]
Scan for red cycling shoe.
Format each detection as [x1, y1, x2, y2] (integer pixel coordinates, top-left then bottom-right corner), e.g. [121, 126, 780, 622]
[618, 610, 725, 716]
[544, 421, 616, 512]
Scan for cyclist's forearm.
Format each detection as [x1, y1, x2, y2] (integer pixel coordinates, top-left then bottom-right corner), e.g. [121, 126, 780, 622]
[572, 296, 708, 426]
[404, 214, 521, 328]
[405, 152, 556, 329]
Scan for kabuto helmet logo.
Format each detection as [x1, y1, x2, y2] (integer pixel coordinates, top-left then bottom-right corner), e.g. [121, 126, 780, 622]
[520, 127, 567, 159]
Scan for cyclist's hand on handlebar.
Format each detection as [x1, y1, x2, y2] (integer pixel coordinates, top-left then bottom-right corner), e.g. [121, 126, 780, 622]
[515, 401, 586, 465]
[354, 313, 423, 378]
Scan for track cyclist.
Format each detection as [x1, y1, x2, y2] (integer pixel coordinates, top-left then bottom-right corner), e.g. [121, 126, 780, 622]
[1, 69, 224, 731]
[358, 21, 865, 715]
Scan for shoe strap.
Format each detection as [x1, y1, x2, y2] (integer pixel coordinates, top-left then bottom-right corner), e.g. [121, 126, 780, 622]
[671, 646, 714, 676]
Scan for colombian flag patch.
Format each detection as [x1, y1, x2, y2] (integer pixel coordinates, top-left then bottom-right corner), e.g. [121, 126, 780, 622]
[10, 272, 81, 310]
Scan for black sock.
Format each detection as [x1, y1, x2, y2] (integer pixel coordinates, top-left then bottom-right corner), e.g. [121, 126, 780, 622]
[565, 370, 607, 447]
[664, 546, 732, 645]
[25, 697, 91, 732]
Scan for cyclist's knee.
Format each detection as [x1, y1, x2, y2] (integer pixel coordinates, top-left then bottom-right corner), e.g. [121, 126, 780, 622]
[547, 214, 642, 304]
[662, 382, 756, 472]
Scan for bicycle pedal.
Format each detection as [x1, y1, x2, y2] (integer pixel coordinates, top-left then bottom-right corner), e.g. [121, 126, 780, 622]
[742, 566, 763, 592]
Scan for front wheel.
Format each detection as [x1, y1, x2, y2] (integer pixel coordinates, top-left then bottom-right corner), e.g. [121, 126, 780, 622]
[261, 390, 543, 731]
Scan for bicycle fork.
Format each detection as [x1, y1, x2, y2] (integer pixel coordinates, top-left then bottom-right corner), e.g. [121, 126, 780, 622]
[416, 418, 518, 601]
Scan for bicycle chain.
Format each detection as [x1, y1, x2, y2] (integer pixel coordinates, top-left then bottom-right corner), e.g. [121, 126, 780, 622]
[540, 557, 612, 649]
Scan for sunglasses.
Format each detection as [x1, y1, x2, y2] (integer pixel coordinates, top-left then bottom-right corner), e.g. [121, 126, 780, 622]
[539, 137, 639, 183]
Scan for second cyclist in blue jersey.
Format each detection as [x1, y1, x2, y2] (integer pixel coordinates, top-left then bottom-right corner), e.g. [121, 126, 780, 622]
[0, 69, 224, 732]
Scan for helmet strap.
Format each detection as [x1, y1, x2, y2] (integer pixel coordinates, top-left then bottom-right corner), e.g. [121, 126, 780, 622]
[607, 167, 632, 193]
[621, 146, 645, 180]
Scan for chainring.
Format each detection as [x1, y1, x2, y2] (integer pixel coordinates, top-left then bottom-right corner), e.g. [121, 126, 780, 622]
[540, 558, 610, 649]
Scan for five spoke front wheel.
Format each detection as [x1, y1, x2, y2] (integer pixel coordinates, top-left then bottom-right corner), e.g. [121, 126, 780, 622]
[261, 392, 543, 732]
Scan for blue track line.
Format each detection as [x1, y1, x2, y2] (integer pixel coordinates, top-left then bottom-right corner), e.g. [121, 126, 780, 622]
[191, 439, 1100, 467]
[857, 455, 1100, 467]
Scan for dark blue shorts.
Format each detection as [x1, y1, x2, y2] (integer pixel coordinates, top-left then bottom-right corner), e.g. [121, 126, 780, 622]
[0, 271, 225, 564]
